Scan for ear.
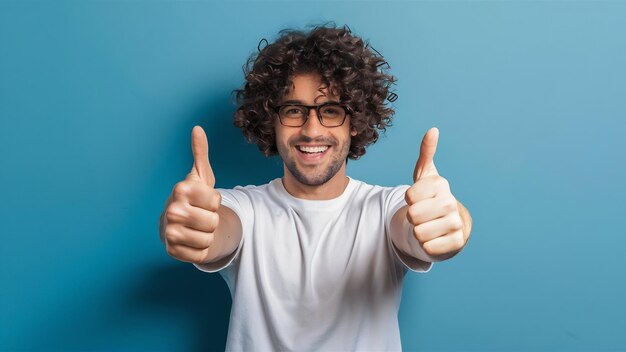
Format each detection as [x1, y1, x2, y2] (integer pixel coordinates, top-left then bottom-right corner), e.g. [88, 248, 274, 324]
[350, 127, 357, 136]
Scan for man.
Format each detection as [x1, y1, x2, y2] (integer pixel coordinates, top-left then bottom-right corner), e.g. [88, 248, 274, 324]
[160, 25, 472, 351]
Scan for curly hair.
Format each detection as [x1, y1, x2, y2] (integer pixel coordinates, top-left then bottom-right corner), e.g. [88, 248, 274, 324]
[233, 23, 397, 160]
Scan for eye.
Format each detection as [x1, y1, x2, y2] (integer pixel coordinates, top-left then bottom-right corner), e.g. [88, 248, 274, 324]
[320, 105, 343, 116]
[281, 106, 305, 116]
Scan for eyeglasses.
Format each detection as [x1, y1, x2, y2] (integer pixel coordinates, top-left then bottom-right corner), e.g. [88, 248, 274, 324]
[273, 102, 351, 127]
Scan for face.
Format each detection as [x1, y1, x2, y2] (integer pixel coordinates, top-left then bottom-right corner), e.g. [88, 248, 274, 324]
[274, 73, 357, 186]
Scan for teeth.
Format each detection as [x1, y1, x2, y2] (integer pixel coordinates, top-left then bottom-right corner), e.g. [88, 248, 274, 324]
[298, 145, 329, 153]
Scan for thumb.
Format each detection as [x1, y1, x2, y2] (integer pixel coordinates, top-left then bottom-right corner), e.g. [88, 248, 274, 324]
[413, 127, 440, 182]
[189, 125, 215, 187]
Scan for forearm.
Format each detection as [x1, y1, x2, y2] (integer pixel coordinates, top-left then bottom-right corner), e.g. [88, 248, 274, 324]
[208, 205, 243, 263]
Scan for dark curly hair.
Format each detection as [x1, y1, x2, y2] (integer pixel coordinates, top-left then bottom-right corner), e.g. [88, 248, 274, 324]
[233, 23, 397, 160]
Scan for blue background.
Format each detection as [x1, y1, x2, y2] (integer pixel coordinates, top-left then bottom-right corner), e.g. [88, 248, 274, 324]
[1, 1, 625, 351]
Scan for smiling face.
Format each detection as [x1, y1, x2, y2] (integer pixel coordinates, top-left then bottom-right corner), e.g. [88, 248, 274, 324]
[275, 73, 357, 188]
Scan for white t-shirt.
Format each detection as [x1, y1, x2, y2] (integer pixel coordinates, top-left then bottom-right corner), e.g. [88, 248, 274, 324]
[194, 177, 433, 351]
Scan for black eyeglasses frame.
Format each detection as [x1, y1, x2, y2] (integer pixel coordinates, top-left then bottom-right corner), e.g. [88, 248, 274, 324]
[272, 102, 352, 127]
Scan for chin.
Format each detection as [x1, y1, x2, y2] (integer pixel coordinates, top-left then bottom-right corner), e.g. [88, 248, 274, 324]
[293, 172, 334, 186]
[284, 156, 344, 186]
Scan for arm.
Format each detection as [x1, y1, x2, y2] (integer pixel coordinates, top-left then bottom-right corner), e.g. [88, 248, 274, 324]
[208, 203, 243, 263]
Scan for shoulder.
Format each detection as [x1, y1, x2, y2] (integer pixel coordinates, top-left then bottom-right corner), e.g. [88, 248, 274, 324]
[217, 178, 285, 207]
[218, 179, 273, 196]
[349, 177, 410, 201]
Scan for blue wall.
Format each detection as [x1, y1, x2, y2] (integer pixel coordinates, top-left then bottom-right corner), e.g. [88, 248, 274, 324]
[1, 1, 625, 351]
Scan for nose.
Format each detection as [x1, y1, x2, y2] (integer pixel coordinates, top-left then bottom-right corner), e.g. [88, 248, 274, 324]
[300, 108, 325, 138]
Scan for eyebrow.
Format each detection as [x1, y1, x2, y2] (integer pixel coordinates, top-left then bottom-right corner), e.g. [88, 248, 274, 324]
[279, 99, 340, 105]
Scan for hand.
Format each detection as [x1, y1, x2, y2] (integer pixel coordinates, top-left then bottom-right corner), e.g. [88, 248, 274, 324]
[405, 127, 465, 259]
[163, 126, 222, 264]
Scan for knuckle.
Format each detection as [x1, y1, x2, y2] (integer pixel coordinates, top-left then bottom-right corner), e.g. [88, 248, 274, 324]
[407, 205, 419, 224]
[444, 198, 458, 212]
[164, 226, 178, 243]
[405, 188, 416, 205]
[165, 204, 186, 223]
[193, 249, 210, 264]
[413, 225, 425, 243]
[204, 233, 215, 249]
[422, 242, 437, 257]
[210, 212, 220, 232]
[173, 182, 191, 199]
[164, 208, 176, 223]
[451, 214, 463, 231]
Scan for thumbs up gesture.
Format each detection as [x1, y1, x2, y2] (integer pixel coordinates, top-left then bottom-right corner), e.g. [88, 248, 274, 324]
[405, 128, 466, 259]
[162, 126, 223, 264]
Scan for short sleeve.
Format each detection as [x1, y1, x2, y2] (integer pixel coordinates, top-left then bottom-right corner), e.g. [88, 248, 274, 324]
[193, 187, 252, 274]
[384, 185, 434, 273]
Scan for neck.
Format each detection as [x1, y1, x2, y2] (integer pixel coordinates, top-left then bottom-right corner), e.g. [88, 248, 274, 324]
[281, 163, 349, 200]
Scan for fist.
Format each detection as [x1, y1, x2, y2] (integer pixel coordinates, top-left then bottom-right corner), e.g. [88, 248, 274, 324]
[163, 126, 222, 264]
[405, 127, 465, 259]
